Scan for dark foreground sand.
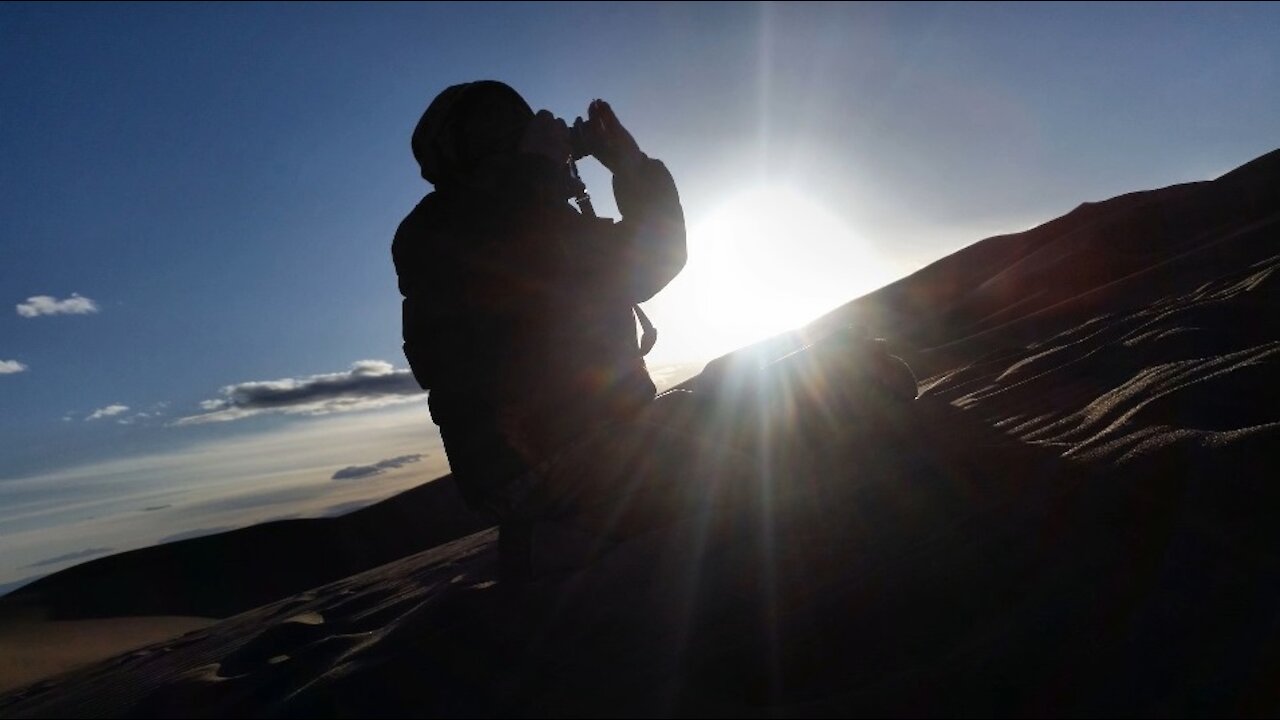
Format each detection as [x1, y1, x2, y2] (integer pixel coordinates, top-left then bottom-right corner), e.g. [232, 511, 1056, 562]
[1, 149, 1276, 717]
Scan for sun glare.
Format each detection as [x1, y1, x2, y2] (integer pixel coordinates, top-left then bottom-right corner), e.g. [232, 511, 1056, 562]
[651, 186, 889, 362]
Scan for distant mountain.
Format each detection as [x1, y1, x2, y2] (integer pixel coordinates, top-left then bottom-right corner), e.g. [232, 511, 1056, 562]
[1, 474, 490, 619]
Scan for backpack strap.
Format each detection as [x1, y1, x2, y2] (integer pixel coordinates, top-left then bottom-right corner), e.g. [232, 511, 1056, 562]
[633, 304, 657, 356]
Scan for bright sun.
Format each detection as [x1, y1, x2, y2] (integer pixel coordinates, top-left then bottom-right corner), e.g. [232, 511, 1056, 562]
[645, 185, 891, 364]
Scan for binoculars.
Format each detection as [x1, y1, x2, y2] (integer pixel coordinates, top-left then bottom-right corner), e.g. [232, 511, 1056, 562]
[568, 115, 603, 162]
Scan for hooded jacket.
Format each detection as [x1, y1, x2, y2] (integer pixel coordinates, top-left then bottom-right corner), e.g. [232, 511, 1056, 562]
[393, 82, 687, 516]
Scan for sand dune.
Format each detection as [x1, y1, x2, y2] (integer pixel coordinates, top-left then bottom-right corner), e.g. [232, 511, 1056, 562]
[0, 614, 212, 696]
[1, 148, 1276, 717]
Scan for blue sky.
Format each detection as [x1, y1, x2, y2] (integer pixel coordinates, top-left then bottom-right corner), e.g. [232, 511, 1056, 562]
[1, 2, 1277, 587]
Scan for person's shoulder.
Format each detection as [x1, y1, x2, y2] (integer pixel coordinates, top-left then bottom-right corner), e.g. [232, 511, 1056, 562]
[395, 192, 451, 238]
[392, 192, 449, 266]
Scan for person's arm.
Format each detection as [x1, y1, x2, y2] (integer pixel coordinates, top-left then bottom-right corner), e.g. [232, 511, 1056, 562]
[561, 100, 687, 303]
[608, 156, 687, 302]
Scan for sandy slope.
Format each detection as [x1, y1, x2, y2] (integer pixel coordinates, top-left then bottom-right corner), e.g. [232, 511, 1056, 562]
[1, 148, 1276, 717]
[0, 612, 213, 695]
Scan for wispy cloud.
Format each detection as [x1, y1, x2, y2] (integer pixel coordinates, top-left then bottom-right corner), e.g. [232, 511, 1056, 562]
[177, 360, 422, 425]
[100, 403, 168, 426]
[331, 453, 425, 481]
[86, 404, 130, 421]
[0, 360, 27, 374]
[16, 293, 99, 318]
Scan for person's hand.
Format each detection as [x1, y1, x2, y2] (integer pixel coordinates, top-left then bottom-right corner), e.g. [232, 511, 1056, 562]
[519, 110, 572, 165]
[586, 99, 644, 175]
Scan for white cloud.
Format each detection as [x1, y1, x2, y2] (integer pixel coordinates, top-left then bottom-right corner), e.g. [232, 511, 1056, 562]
[0, 360, 27, 374]
[177, 360, 423, 425]
[86, 404, 130, 421]
[331, 454, 425, 481]
[16, 293, 99, 318]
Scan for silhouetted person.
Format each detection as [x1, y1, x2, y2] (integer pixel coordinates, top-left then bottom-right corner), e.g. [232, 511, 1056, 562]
[394, 81, 693, 577]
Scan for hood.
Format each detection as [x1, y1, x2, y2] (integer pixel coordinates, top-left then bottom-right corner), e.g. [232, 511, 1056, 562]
[411, 81, 534, 186]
